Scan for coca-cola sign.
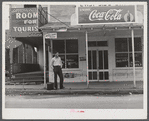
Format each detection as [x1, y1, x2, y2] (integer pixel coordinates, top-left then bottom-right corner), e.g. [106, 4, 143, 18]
[78, 6, 136, 24]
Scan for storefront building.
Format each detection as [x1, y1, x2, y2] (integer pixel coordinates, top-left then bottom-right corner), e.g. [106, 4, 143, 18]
[9, 4, 144, 86]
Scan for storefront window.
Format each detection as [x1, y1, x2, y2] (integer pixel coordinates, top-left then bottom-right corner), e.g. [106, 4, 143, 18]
[129, 37, 142, 51]
[66, 55, 78, 68]
[115, 37, 142, 67]
[59, 55, 65, 68]
[53, 40, 65, 53]
[115, 38, 128, 52]
[129, 53, 142, 67]
[52, 39, 78, 68]
[66, 40, 78, 53]
[116, 53, 128, 67]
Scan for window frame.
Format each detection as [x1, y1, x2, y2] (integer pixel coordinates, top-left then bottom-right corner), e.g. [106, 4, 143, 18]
[88, 40, 108, 47]
[115, 37, 143, 68]
[52, 39, 79, 69]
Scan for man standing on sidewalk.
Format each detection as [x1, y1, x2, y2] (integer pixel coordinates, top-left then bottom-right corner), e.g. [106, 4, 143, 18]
[50, 52, 64, 89]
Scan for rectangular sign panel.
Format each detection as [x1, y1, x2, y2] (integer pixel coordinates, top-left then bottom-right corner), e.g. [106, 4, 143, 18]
[78, 6, 136, 25]
[10, 8, 39, 37]
[45, 33, 57, 39]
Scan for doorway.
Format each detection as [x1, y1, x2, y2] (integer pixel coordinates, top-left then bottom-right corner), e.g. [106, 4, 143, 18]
[88, 49, 109, 81]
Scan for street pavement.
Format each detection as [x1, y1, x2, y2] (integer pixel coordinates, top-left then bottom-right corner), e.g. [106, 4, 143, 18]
[5, 94, 143, 109]
[5, 81, 143, 95]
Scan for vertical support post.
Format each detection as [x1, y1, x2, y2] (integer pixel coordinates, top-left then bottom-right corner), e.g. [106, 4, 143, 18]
[23, 43, 25, 63]
[26, 45, 27, 63]
[18, 46, 19, 63]
[131, 29, 136, 87]
[10, 47, 13, 81]
[48, 45, 50, 83]
[23, 79, 24, 90]
[85, 31, 89, 88]
[50, 39, 54, 83]
[32, 46, 34, 64]
[43, 34, 46, 88]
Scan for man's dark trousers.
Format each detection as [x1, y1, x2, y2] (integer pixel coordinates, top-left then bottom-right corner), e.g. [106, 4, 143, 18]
[53, 66, 63, 89]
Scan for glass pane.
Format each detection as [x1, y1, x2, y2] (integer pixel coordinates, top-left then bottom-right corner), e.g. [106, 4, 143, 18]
[89, 72, 92, 80]
[116, 53, 128, 67]
[88, 41, 96, 47]
[97, 41, 108, 46]
[129, 53, 142, 67]
[115, 38, 128, 52]
[59, 55, 65, 68]
[92, 51, 97, 69]
[13, 48, 18, 63]
[18, 45, 23, 63]
[66, 40, 78, 53]
[98, 51, 103, 69]
[66, 55, 78, 68]
[104, 50, 108, 69]
[93, 72, 97, 80]
[129, 37, 142, 51]
[88, 51, 91, 69]
[104, 72, 109, 80]
[53, 40, 65, 53]
[99, 72, 103, 80]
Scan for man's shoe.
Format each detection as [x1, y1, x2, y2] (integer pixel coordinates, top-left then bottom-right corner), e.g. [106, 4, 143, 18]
[60, 87, 65, 89]
[54, 87, 57, 90]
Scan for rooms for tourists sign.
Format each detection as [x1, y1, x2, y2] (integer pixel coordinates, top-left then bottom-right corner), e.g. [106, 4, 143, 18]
[10, 8, 42, 37]
[77, 5, 136, 25]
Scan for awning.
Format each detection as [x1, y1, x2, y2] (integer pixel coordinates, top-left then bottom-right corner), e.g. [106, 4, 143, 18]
[16, 36, 43, 47]
[39, 22, 143, 32]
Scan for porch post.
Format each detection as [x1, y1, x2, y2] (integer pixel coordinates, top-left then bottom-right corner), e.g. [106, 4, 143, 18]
[48, 45, 50, 83]
[32, 47, 34, 64]
[22, 43, 26, 63]
[86, 31, 89, 88]
[43, 34, 46, 88]
[131, 28, 136, 87]
[10, 47, 13, 80]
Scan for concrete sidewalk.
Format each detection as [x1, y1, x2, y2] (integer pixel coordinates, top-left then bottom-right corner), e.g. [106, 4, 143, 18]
[5, 81, 143, 95]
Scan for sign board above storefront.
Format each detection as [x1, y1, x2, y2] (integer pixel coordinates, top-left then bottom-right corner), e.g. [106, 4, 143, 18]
[77, 5, 136, 25]
[10, 8, 39, 37]
[45, 33, 57, 39]
[80, 57, 86, 61]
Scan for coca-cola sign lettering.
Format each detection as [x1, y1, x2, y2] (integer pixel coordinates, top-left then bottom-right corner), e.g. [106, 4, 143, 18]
[78, 6, 136, 24]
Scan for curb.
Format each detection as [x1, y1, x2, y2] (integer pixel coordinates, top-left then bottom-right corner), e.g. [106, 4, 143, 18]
[5, 89, 143, 95]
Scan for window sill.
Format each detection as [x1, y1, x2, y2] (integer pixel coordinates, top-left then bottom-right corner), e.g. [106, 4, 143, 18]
[62, 68, 81, 71]
[114, 67, 143, 70]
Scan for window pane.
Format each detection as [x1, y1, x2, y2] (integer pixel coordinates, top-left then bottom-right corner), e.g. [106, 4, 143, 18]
[59, 55, 65, 68]
[66, 40, 78, 53]
[99, 72, 103, 80]
[98, 51, 103, 69]
[116, 53, 128, 67]
[53, 40, 65, 53]
[66, 55, 78, 68]
[92, 51, 97, 69]
[104, 50, 108, 69]
[129, 37, 142, 51]
[89, 72, 92, 80]
[93, 72, 97, 80]
[129, 53, 142, 67]
[88, 41, 96, 47]
[97, 41, 108, 46]
[115, 38, 128, 52]
[88, 51, 91, 69]
[104, 72, 109, 80]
